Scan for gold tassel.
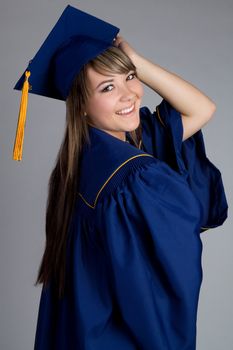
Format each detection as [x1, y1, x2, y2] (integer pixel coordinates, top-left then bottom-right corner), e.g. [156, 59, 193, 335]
[12, 70, 31, 161]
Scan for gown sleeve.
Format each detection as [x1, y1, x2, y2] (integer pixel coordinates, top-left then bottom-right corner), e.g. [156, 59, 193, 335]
[95, 158, 203, 350]
[140, 99, 228, 233]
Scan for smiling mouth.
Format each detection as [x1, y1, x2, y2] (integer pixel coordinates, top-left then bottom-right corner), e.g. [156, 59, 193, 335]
[116, 103, 135, 116]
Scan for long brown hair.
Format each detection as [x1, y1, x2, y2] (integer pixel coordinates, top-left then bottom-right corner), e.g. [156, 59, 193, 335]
[35, 46, 142, 298]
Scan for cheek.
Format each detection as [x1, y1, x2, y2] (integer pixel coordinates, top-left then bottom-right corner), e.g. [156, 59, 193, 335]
[95, 97, 116, 114]
[136, 81, 144, 98]
[87, 96, 116, 119]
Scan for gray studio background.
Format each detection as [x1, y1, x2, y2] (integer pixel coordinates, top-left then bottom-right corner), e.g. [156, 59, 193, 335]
[0, 0, 232, 349]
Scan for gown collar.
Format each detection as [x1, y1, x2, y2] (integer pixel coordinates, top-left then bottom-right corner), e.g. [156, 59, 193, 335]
[78, 125, 153, 208]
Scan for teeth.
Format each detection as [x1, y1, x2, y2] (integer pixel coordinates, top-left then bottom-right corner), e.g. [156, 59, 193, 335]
[116, 104, 134, 115]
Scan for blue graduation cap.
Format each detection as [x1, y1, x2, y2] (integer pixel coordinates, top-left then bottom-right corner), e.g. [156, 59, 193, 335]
[13, 4, 120, 161]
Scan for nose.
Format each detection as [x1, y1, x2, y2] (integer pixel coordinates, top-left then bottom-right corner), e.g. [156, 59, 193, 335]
[119, 83, 136, 102]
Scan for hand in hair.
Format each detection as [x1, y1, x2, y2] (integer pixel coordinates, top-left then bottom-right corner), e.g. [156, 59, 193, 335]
[113, 34, 138, 62]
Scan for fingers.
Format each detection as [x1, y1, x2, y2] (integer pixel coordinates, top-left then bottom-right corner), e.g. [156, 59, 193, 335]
[113, 33, 124, 47]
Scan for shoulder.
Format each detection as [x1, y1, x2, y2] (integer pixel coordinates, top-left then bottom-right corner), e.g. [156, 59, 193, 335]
[78, 153, 155, 210]
[77, 127, 156, 210]
[140, 99, 184, 136]
[140, 101, 170, 129]
[93, 151, 202, 232]
[78, 149, 189, 213]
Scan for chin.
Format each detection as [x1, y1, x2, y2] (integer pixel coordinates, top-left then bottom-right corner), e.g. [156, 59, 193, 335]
[125, 116, 140, 132]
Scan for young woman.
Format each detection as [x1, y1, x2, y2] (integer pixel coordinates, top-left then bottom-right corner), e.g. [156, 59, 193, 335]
[13, 5, 228, 350]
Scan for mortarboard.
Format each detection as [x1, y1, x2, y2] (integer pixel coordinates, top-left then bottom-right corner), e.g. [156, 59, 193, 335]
[13, 4, 120, 161]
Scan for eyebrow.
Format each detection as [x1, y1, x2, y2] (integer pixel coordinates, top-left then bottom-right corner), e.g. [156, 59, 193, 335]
[95, 77, 115, 90]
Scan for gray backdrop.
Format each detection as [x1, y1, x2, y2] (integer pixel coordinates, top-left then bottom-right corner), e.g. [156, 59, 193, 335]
[1, 0, 232, 349]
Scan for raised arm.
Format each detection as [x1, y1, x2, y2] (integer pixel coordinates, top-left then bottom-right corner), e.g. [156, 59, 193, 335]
[114, 35, 216, 141]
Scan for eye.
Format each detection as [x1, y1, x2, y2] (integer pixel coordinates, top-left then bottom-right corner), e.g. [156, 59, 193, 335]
[101, 84, 114, 93]
[127, 72, 136, 80]
[100, 72, 137, 93]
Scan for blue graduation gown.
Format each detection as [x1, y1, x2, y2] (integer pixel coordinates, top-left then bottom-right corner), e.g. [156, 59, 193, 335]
[34, 99, 228, 350]
[139, 99, 228, 232]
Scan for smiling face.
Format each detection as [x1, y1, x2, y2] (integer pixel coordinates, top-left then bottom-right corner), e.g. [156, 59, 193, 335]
[84, 66, 144, 141]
